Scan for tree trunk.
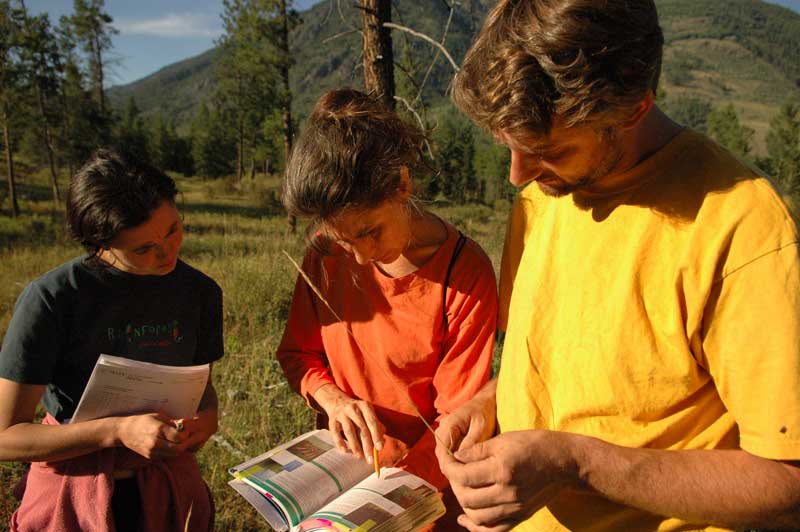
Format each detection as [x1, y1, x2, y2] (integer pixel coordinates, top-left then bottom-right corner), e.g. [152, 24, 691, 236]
[236, 120, 244, 182]
[361, 0, 394, 110]
[34, 84, 61, 204]
[45, 126, 60, 205]
[2, 116, 19, 218]
[236, 73, 244, 182]
[279, 0, 297, 233]
[92, 33, 105, 114]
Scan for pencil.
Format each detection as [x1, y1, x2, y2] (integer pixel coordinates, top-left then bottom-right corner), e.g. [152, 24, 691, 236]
[373, 446, 380, 479]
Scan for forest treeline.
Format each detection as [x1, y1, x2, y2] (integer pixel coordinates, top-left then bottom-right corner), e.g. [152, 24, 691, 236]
[1, 0, 800, 219]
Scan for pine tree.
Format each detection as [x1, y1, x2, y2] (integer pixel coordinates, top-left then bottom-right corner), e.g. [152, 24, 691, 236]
[435, 115, 477, 204]
[0, 0, 21, 217]
[667, 96, 712, 134]
[766, 98, 800, 196]
[114, 95, 149, 163]
[191, 105, 235, 178]
[474, 139, 513, 204]
[55, 15, 100, 173]
[17, 3, 64, 204]
[150, 112, 171, 170]
[69, 0, 116, 117]
[217, 0, 280, 182]
[708, 104, 754, 159]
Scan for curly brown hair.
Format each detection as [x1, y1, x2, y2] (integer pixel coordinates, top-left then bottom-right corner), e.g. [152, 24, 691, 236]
[453, 0, 663, 137]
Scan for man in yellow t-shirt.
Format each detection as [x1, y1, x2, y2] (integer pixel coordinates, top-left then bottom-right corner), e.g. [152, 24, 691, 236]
[434, 1, 800, 531]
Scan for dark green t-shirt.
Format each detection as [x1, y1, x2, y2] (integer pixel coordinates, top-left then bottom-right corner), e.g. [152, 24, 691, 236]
[0, 256, 224, 422]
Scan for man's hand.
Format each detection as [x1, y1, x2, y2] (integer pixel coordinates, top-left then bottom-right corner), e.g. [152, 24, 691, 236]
[115, 412, 187, 460]
[441, 429, 580, 532]
[314, 384, 385, 462]
[435, 380, 497, 460]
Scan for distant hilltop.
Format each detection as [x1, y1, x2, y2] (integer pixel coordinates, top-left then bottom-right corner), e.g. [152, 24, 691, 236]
[108, 0, 800, 153]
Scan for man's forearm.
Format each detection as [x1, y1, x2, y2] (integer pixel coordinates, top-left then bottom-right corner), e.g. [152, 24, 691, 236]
[475, 377, 498, 401]
[573, 434, 800, 530]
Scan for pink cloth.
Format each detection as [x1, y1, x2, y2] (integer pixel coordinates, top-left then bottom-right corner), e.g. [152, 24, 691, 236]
[9, 414, 213, 532]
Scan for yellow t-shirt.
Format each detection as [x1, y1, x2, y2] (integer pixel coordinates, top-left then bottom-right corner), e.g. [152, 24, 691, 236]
[496, 130, 800, 531]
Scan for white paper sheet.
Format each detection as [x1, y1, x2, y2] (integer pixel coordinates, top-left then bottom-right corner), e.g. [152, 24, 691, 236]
[70, 354, 209, 423]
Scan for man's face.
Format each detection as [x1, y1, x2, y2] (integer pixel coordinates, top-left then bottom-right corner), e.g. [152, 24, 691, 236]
[500, 124, 623, 196]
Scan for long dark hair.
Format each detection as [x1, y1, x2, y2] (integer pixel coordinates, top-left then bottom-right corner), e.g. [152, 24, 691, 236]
[66, 149, 178, 257]
[282, 88, 426, 246]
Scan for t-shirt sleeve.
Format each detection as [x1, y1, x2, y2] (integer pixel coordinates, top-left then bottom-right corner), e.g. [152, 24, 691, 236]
[0, 282, 61, 384]
[432, 240, 498, 417]
[195, 281, 224, 365]
[702, 233, 800, 460]
[276, 254, 334, 407]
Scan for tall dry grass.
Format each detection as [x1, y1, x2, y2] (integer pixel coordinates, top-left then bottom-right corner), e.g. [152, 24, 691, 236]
[0, 173, 509, 530]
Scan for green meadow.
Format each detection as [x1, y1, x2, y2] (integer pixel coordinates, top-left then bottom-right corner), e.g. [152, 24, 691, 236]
[0, 171, 509, 530]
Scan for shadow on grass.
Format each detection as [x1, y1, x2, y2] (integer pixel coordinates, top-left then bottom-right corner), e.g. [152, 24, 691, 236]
[0, 211, 68, 250]
[180, 202, 282, 219]
[184, 222, 273, 238]
[16, 181, 61, 203]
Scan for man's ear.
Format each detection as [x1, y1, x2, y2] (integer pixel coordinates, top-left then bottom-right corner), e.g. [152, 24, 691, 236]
[620, 91, 655, 130]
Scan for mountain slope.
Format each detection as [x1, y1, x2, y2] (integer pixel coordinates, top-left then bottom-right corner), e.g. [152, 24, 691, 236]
[108, 0, 800, 151]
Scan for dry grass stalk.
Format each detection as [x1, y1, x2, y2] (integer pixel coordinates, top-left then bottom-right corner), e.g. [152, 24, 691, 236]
[282, 250, 455, 457]
[184, 501, 193, 532]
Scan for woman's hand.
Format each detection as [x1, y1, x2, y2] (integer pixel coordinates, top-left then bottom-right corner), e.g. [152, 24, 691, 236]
[115, 412, 187, 459]
[179, 381, 219, 452]
[313, 384, 385, 462]
[177, 410, 218, 453]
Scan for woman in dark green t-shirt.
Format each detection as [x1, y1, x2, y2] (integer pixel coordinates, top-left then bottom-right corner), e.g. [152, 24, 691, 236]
[0, 150, 223, 532]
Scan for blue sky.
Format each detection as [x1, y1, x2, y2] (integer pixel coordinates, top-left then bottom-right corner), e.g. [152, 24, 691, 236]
[26, 0, 321, 86]
[26, 0, 800, 87]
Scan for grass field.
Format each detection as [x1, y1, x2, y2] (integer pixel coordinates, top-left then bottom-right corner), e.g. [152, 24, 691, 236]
[0, 171, 509, 530]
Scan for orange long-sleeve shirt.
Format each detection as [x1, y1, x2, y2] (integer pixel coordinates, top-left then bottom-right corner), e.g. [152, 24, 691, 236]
[277, 222, 497, 487]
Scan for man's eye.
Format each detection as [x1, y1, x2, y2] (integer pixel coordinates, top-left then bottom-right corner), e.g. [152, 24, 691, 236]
[134, 248, 151, 256]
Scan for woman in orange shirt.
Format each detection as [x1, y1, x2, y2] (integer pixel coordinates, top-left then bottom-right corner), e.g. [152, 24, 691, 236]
[277, 88, 497, 524]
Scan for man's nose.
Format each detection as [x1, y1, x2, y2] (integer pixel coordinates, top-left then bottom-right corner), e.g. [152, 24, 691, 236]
[509, 149, 540, 187]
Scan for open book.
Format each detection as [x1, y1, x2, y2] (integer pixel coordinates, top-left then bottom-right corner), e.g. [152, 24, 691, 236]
[228, 429, 446, 531]
[70, 354, 210, 423]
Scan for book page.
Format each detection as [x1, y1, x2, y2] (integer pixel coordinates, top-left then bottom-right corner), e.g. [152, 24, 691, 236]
[230, 430, 372, 527]
[296, 468, 446, 532]
[228, 479, 289, 532]
[70, 354, 209, 423]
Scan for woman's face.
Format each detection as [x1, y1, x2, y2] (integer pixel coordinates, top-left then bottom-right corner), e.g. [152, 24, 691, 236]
[99, 200, 184, 276]
[325, 199, 412, 266]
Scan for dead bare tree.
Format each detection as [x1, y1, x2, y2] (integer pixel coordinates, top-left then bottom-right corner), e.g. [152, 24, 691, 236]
[360, 0, 395, 109]
[325, 0, 462, 159]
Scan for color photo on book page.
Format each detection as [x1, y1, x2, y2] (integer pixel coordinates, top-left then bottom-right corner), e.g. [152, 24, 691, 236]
[297, 469, 444, 532]
[286, 435, 333, 462]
